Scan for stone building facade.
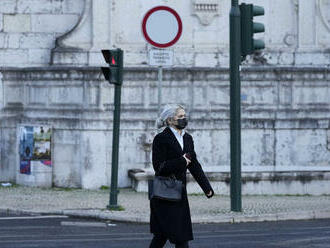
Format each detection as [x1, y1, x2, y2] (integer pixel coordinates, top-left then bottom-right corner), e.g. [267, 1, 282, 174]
[0, 0, 329, 194]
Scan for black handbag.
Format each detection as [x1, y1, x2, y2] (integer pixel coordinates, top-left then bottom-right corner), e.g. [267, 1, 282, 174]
[148, 175, 183, 201]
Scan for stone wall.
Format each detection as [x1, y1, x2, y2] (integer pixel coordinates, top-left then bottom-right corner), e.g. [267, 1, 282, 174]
[0, 66, 329, 191]
[0, 0, 84, 66]
[1, 0, 330, 67]
[1, 0, 330, 193]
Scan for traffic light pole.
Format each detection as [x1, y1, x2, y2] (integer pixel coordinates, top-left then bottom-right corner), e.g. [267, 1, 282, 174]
[108, 81, 122, 210]
[229, 0, 242, 212]
[104, 49, 123, 211]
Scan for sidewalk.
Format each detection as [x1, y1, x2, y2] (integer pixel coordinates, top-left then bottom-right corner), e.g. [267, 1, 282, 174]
[1, 186, 330, 223]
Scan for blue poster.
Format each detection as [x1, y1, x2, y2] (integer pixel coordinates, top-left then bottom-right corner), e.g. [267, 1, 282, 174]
[19, 126, 34, 161]
[20, 161, 31, 175]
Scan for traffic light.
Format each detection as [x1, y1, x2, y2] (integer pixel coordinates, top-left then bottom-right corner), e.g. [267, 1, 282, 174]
[101, 49, 123, 85]
[100, 48, 124, 210]
[239, 3, 265, 57]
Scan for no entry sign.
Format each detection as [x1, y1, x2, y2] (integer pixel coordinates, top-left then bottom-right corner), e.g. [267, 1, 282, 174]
[142, 6, 182, 48]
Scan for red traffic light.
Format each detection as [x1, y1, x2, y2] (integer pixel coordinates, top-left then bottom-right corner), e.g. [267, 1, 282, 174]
[102, 49, 121, 66]
[111, 56, 116, 65]
[101, 48, 123, 85]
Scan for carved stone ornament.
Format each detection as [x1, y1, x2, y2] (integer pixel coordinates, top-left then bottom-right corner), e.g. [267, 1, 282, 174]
[318, 0, 330, 32]
[56, 0, 91, 50]
[192, 0, 221, 26]
[283, 33, 296, 47]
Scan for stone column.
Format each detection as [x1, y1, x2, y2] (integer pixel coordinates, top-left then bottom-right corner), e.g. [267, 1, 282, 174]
[297, 0, 317, 49]
[294, 0, 327, 65]
[0, 73, 3, 110]
[317, 0, 330, 46]
[51, 0, 112, 65]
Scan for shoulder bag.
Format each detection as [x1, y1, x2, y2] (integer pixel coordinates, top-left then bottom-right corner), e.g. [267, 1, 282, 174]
[148, 163, 183, 201]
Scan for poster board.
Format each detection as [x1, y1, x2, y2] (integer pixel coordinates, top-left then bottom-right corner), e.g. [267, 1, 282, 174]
[18, 125, 52, 186]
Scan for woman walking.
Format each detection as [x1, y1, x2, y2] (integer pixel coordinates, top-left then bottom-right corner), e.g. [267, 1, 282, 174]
[149, 104, 214, 248]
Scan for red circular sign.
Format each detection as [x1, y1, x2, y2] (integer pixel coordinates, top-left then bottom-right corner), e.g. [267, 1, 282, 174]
[142, 6, 182, 48]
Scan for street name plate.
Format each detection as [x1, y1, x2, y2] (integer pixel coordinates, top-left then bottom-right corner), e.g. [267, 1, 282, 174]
[148, 48, 173, 66]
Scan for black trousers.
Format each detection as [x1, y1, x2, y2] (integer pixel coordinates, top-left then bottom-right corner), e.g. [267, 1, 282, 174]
[149, 234, 189, 248]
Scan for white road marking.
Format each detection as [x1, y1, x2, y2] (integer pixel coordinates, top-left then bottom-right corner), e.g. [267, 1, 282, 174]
[60, 221, 107, 227]
[0, 215, 68, 220]
[107, 223, 117, 226]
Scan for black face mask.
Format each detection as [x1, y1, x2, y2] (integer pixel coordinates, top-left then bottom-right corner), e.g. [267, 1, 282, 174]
[175, 118, 188, 130]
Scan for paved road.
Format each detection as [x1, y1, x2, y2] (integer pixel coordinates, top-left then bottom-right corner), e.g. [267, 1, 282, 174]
[1, 213, 330, 248]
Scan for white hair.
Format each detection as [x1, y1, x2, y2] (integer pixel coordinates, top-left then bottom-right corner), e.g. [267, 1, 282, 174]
[156, 104, 185, 129]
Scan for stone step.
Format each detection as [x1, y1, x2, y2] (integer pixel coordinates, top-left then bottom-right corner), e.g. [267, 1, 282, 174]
[128, 169, 330, 195]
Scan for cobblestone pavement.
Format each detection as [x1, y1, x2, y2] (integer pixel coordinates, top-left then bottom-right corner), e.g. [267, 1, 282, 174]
[1, 186, 330, 223]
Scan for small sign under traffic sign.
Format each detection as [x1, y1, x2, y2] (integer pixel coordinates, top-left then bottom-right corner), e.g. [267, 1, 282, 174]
[148, 48, 173, 66]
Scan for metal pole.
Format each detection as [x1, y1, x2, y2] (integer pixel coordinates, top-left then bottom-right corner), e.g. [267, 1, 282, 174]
[108, 49, 123, 210]
[158, 66, 163, 115]
[108, 84, 121, 209]
[230, 0, 242, 212]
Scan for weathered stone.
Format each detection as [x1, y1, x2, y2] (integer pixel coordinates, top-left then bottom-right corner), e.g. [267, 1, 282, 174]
[195, 53, 218, 67]
[28, 49, 51, 64]
[16, 161, 53, 187]
[276, 129, 330, 167]
[88, 52, 105, 66]
[20, 33, 55, 49]
[327, 130, 330, 150]
[31, 14, 79, 33]
[0, 67, 329, 191]
[62, 0, 85, 14]
[0, 0, 17, 14]
[0, 34, 5, 48]
[318, 120, 329, 129]
[0, 73, 3, 110]
[0, 33, 21, 49]
[279, 52, 295, 65]
[16, 0, 61, 14]
[0, 128, 16, 182]
[0, 49, 29, 66]
[0, 1, 329, 67]
[295, 52, 329, 65]
[3, 14, 31, 32]
[0, 0, 328, 192]
[51, 50, 88, 65]
[129, 169, 330, 195]
[0, 14, 3, 32]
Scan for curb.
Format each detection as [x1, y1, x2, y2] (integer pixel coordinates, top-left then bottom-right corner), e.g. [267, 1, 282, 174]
[0, 208, 63, 217]
[61, 209, 150, 223]
[2, 208, 330, 224]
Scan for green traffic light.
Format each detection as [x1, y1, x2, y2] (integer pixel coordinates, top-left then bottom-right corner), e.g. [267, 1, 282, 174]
[240, 3, 265, 57]
[252, 5, 264, 16]
[253, 39, 265, 50]
[253, 22, 264, 33]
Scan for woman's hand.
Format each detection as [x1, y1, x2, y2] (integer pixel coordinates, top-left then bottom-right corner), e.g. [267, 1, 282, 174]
[206, 190, 214, 198]
[183, 154, 191, 166]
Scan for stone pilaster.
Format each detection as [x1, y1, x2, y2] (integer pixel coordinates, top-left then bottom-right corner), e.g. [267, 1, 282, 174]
[51, 0, 112, 65]
[297, 0, 317, 49]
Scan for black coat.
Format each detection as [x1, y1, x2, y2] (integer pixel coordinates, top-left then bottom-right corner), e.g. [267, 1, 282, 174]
[150, 127, 214, 243]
